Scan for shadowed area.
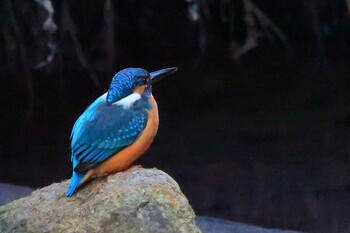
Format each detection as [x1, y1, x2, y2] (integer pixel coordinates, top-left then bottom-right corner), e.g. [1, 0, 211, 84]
[1, 0, 350, 232]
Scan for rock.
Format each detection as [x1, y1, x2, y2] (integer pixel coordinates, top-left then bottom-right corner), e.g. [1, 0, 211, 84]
[0, 183, 33, 206]
[196, 216, 305, 233]
[0, 168, 201, 233]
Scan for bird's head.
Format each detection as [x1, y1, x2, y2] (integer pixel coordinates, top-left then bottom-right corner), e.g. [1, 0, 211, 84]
[106, 67, 177, 104]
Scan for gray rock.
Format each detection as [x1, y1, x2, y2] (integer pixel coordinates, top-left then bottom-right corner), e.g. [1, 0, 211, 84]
[0, 178, 306, 233]
[0, 183, 34, 206]
[0, 168, 201, 233]
[196, 216, 305, 233]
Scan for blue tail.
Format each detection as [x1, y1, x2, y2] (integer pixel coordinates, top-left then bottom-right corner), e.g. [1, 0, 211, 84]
[66, 171, 84, 197]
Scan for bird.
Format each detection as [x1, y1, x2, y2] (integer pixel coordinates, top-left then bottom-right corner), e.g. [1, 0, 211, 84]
[66, 67, 177, 197]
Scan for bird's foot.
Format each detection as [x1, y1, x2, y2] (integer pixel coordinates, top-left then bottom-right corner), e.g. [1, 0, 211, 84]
[94, 172, 109, 178]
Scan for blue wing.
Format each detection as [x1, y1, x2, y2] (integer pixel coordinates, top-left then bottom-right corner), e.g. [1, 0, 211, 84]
[70, 93, 150, 173]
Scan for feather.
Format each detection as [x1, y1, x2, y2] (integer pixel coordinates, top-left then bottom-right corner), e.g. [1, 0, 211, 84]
[70, 94, 151, 173]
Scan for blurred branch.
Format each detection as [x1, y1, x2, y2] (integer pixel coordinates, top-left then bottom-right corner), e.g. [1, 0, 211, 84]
[248, 0, 292, 54]
[5, 0, 34, 132]
[187, 1, 208, 55]
[103, 0, 116, 75]
[32, 0, 57, 69]
[187, 0, 292, 61]
[230, 0, 261, 60]
[186, 1, 209, 70]
[62, 0, 102, 89]
[231, 0, 292, 60]
[305, 0, 326, 66]
[33, 42, 57, 69]
[33, 0, 57, 33]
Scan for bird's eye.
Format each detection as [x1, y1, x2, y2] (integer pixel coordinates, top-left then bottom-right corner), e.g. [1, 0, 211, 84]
[143, 75, 150, 84]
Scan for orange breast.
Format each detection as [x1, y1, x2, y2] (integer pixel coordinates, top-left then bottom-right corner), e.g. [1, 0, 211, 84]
[93, 96, 159, 175]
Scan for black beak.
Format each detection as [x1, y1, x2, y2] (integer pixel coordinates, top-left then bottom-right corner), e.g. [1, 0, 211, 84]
[150, 67, 178, 84]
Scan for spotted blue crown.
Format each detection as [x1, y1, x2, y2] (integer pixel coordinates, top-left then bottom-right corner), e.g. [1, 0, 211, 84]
[106, 68, 150, 104]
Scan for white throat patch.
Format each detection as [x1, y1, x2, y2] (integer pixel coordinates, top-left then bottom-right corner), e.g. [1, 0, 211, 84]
[112, 93, 141, 109]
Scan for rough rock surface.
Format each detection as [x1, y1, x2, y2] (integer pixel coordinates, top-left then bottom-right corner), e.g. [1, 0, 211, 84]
[0, 168, 201, 233]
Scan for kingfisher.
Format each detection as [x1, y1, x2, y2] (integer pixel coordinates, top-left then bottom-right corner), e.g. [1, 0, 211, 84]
[66, 67, 177, 197]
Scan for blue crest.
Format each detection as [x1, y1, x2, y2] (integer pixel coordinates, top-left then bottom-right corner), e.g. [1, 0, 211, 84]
[106, 68, 149, 104]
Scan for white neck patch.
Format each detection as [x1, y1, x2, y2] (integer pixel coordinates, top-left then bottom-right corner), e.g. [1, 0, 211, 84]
[112, 93, 141, 109]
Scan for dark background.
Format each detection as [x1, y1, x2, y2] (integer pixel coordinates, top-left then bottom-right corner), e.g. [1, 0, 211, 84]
[1, 0, 350, 232]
